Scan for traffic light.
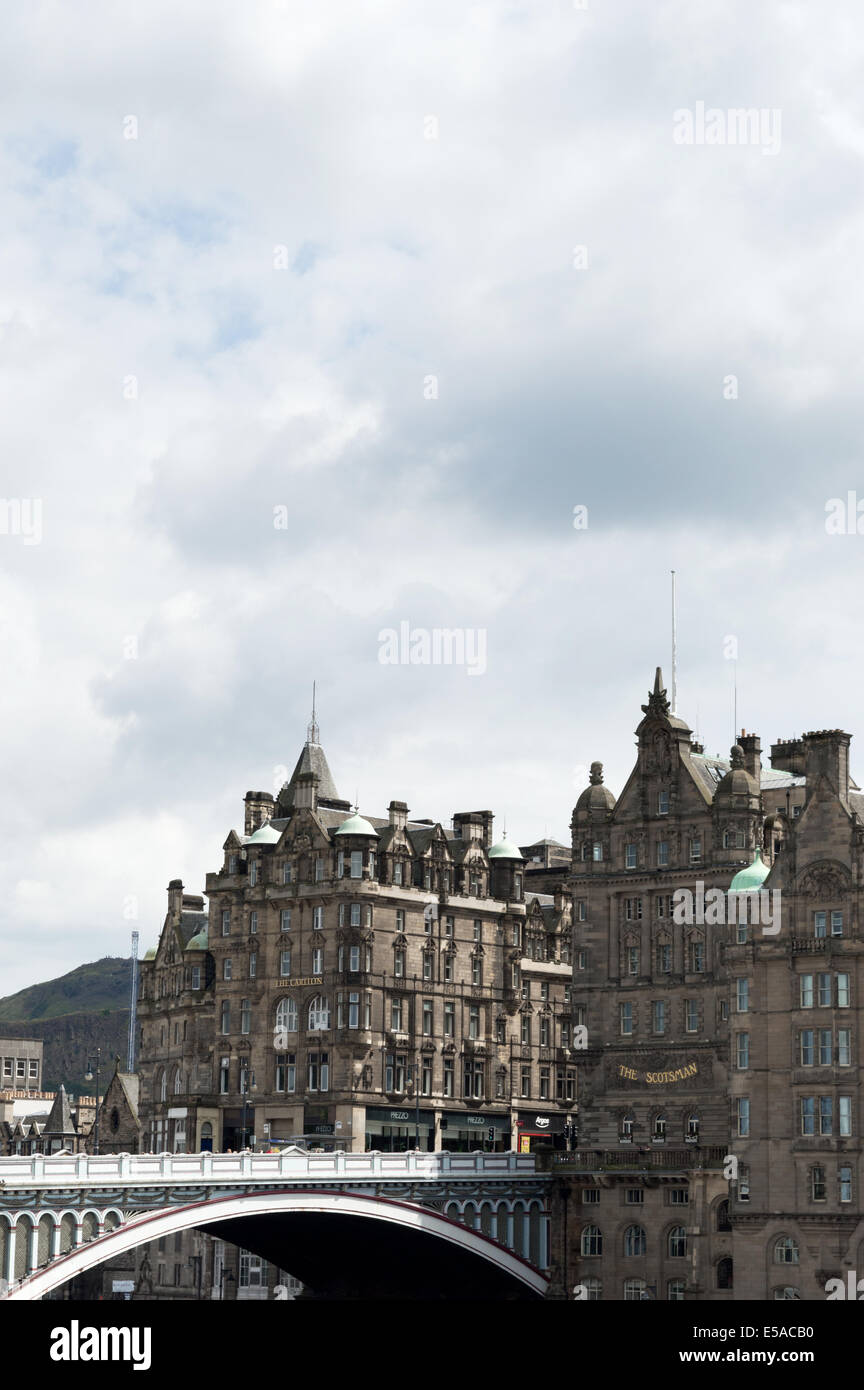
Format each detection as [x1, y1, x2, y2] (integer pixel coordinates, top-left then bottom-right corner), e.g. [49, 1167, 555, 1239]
[487, 1127, 495, 1143]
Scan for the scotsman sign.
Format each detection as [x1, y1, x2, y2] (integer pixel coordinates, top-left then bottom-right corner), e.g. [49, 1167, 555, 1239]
[618, 1061, 699, 1084]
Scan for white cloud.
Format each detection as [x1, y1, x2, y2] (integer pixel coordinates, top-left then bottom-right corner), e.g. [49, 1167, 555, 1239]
[1, 0, 864, 992]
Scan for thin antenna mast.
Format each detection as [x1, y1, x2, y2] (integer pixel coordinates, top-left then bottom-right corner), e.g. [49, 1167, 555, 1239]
[671, 570, 678, 715]
[127, 930, 139, 1073]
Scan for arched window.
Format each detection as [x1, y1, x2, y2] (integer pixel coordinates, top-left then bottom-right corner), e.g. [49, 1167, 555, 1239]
[159, 1070, 167, 1102]
[581, 1225, 602, 1256]
[621, 1113, 635, 1139]
[668, 1225, 687, 1257]
[686, 1113, 700, 1139]
[774, 1236, 799, 1265]
[716, 1199, 731, 1231]
[624, 1225, 646, 1257]
[275, 998, 298, 1033]
[308, 995, 331, 1031]
[653, 1113, 667, 1140]
[173, 1068, 183, 1095]
[717, 1257, 733, 1289]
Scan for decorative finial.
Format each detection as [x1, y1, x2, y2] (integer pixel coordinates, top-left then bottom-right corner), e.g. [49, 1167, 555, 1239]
[641, 667, 671, 718]
[306, 680, 320, 745]
[730, 744, 745, 768]
[589, 762, 604, 785]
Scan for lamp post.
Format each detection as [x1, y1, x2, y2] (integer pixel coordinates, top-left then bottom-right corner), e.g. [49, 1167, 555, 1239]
[240, 1067, 256, 1150]
[84, 1048, 101, 1155]
[407, 1057, 420, 1150]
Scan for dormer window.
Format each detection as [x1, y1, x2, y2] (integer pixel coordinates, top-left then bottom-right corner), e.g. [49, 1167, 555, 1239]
[393, 860, 403, 886]
[228, 855, 238, 874]
[592, 842, 603, 862]
[350, 851, 363, 879]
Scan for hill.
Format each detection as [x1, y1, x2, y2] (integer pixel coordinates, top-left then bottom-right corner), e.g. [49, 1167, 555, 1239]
[0, 956, 132, 1023]
[0, 957, 133, 1095]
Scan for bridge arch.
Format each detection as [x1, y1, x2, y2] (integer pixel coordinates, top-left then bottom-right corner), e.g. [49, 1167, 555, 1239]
[7, 1188, 547, 1301]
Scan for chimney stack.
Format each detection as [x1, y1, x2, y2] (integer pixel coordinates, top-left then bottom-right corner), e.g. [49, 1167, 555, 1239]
[244, 790, 275, 835]
[738, 730, 762, 783]
[167, 879, 184, 923]
[770, 738, 806, 777]
[802, 730, 851, 805]
[293, 771, 319, 811]
[388, 800, 409, 830]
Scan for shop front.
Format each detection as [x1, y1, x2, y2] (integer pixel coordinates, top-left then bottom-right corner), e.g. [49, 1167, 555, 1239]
[365, 1105, 435, 1152]
[440, 1111, 509, 1152]
[515, 1110, 573, 1152]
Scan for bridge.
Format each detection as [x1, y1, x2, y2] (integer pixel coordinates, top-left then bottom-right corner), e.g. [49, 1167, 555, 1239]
[0, 1150, 550, 1300]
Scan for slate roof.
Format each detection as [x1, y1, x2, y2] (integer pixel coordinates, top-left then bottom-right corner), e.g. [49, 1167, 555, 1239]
[44, 1084, 77, 1136]
[282, 741, 342, 805]
[178, 910, 207, 947]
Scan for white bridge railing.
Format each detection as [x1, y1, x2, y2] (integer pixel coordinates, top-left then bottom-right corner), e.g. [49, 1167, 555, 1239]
[0, 1149, 538, 1190]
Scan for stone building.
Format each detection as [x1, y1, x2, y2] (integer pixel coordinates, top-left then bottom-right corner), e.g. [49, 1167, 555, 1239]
[136, 715, 575, 1156]
[0, 1038, 42, 1094]
[557, 668, 864, 1301]
[88, 1066, 142, 1155]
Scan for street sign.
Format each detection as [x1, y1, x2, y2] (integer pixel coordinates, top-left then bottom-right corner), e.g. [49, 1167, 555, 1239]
[112, 1280, 135, 1293]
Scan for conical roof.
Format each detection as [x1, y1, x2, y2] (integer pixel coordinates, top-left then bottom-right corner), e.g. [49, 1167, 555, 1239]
[281, 740, 341, 805]
[44, 1084, 77, 1136]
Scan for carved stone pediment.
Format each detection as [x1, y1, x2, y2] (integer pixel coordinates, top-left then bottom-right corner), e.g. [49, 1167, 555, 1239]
[796, 861, 851, 899]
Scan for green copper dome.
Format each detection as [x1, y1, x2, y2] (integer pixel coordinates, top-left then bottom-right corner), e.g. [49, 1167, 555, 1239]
[335, 812, 379, 837]
[728, 850, 770, 893]
[245, 821, 282, 845]
[186, 929, 208, 951]
[488, 839, 524, 861]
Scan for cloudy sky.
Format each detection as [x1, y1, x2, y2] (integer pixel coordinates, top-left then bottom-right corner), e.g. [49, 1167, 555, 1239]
[2, 0, 864, 994]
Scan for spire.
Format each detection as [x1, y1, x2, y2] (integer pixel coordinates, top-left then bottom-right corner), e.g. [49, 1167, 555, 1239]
[307, 680, 319, 746]
[44, 1083, 77, 1137]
